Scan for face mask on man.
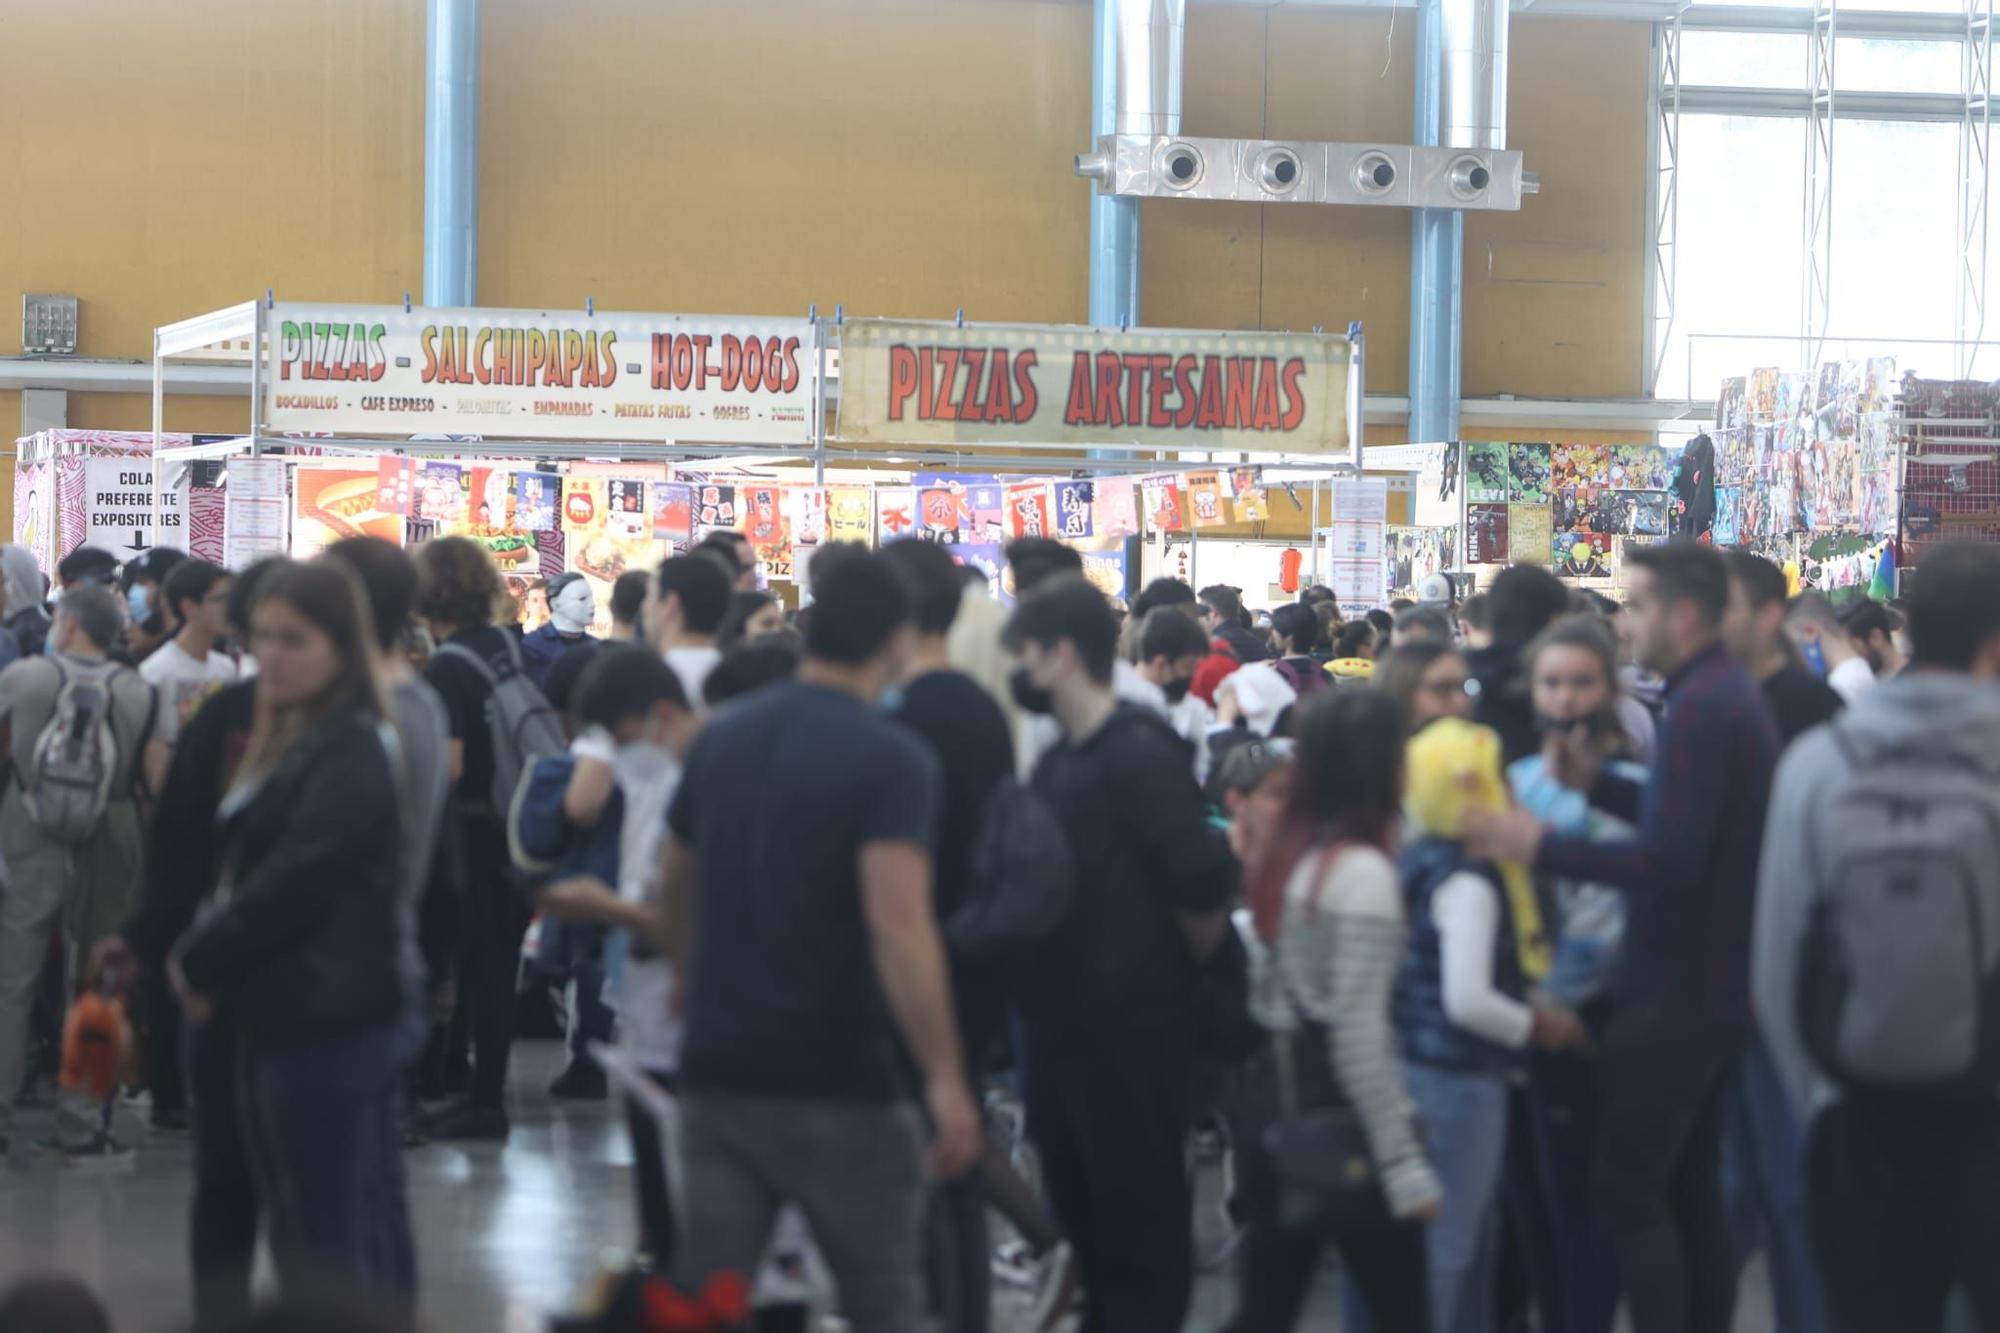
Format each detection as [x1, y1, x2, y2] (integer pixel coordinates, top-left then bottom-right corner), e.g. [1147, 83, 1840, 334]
[1009, 666, 1054, 716]
[549, 579, 596, 636]
[126, 585, 150, 625]
[1163, 676, 1193, 705]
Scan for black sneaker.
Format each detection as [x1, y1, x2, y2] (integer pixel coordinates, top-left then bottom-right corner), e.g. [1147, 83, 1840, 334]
[421, 1101, 510, 1143]
[150, 1106, 190, 1133]
[548, 1059, 608, 1102]
[58, 1134, 136, 1173]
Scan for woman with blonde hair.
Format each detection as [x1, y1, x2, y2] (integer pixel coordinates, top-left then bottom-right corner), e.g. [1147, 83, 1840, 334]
[169, 559, 410, 1296]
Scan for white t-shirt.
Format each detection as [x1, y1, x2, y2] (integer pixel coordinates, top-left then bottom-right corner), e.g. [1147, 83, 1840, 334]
[613, 741, 684, 1072]
[1828, 656, 1877, 705]
[664, 645, 723, 710]
[139, 639, 239, 746]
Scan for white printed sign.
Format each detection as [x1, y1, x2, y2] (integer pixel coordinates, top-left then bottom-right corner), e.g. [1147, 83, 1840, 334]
[264, 303, 818, 446]
[83, 458, 188, 559]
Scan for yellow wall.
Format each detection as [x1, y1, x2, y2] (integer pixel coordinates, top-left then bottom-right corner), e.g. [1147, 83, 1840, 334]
[0, 0, 1650, 528]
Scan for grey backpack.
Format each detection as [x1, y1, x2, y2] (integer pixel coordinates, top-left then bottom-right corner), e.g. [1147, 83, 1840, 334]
[1799, 725, 2000, 1096]
[22, 660, 125, 843]
[434, 637, 565, 815]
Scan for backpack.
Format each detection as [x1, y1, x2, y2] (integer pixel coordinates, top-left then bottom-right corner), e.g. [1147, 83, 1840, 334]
[1799, 724, 2000, 1097]
[436, 637, 566, 815]
[1274, 656, 1325, 699]
[944, 779, 1074, 957]
[22, 660, 128, 843]
[506, 751, 623, 882]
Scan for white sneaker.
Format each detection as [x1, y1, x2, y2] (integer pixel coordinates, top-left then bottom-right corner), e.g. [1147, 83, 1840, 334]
[1029, 1241, 1082, 1332]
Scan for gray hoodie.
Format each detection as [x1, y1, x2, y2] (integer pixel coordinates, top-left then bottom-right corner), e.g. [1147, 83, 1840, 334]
[1752, 671, 2000, 1120]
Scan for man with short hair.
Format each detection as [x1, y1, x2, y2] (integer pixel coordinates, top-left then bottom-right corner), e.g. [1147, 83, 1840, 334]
[665, 549, 978, 1332]
[140, 559, 238, 793]
[649, 556, 733, 705]
[1464, 564, 1572, 763]
[1197, 584, 1271, 663]
[1755, 543, 2000, 1330]
[1837, 597, 1905, 684]
[1466, 544, 1779, 1333]
[1724, 553, 1843, 747]
[1005, 576, 1238, 1332]
[1458, 593, 1493, 650]
[697, 530, 759, 591]
[0, 585, 159, 1165]
[610, 568, 649, 643]
[1786, 592, 1874, 704]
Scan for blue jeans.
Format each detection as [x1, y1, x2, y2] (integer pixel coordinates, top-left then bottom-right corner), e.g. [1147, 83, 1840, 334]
[1511, 1051, 1620, 1333]
[236, 1019, 405, 1296]
[1723, 1037, 1826, 1333]
[185, 1018, 259, 1325]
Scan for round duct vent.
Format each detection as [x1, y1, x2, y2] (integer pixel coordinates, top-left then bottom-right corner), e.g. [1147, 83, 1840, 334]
[1159, 142, 1205, 190]
[1252, 146, 1303, 195]
[1448, 155, 1492, 200]
[1352, 151, 1398, 196]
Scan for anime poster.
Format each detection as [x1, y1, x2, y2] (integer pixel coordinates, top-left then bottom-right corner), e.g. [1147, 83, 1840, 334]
[1005, 482, 1053, 540]
[1385, 526, 1456, 599]
[1466, 503, 1510, 565]
[1231, 468, 1263, 506]
[1508, 445, 1551, 504]
[1554, 487, 1592, 533]
[1551, 443, 1607, 509]
[1554, 530, 1613, 579]
[964, 481, 1004, 541]
[1185, 472, 1226, 529]
[1815, 361, 1843, 442]
[1141, 475, 1186, 533]
[1711, 486, 1741, 548]
[514, 472, 557, 531]
[1095, 476, 1140, 538]
[1607, 445, 1672, 493]
[1838, 360, 1864, 440]
[1054, 480, 1095, 539]
[1233, 483, 1269, 524]
[1467, 443, 1511, 504]
[1509, 504, 1553, 566]
[743, 485, 784, 548]
[694, 484, 738, 536]
[1594, 491, 1669, 537]
[827, 487, 873, 545]
[606, 478, 650, 539]
[417, 463, 465, 524]
[560, 476, 604, 534]
[919, 487, 964, 539]
[1863, 358, 1896, 415]
[375, 458, 413, 517]
[1747, 367, 1780, 420]
[877, 487, 920, 543]
[652, 482, 694, 542]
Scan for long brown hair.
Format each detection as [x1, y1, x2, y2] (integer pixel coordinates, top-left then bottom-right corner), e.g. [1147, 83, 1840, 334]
[238, 559, 392, 781]
[1245, 689, 1406, 942]
[1522, 613, 1629, 753]
[1373, 640, 1462, 735]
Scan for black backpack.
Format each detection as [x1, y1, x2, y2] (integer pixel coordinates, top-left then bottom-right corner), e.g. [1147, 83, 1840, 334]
[944, 779, 1074, 957]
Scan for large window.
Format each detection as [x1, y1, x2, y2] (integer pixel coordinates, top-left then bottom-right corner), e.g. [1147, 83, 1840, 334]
[1655, 8, 1992, 400]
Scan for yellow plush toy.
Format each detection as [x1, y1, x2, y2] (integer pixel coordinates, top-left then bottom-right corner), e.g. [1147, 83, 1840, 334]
[1404, 717, 1552, 981]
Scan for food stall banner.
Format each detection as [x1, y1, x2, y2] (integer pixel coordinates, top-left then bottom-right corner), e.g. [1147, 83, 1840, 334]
[264, 303, 817, 446]
[835, 319, 1353, 454]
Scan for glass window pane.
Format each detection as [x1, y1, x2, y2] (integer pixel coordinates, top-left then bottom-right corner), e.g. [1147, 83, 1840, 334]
[1681, 30, 1809, 89]
[1828, 120, 1957, 352]
[1837, 36, 1962, 94]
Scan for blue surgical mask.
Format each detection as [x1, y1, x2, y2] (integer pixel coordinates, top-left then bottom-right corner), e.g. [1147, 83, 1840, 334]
[126, 585, 150, 624]
[878, 684, 905, 713]
[1802, 638, 1827, 678]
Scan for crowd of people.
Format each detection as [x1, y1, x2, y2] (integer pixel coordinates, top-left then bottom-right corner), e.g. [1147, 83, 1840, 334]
[0, 522, 1992, 1333]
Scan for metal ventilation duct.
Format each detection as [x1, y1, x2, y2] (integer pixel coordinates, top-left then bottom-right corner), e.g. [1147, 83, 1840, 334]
[1111, 0, 1186, 137]
[1442, 0, 1509, 151]
[1080, 134, 1534, 210]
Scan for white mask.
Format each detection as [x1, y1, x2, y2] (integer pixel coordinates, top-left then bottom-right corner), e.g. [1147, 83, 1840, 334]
[550, 578, 596, 635]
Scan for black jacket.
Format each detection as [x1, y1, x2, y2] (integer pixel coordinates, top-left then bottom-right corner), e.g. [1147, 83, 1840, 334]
[1464, 641, 1540, 766]
[1215, 621, 1273, 664]
[176, 710, 404, 1030]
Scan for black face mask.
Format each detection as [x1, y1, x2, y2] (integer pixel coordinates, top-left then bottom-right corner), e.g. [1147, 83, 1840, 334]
[1163, 676, 1193, 705]
[1009, 666, 1055, 716]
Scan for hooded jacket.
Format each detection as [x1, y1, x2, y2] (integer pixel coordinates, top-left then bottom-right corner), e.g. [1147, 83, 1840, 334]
[1754, 672, 2000, 1121]
[0, 545, 47, 661]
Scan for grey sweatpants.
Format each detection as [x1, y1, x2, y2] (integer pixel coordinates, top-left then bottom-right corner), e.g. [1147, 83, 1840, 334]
[677, 1091, 927, 1332]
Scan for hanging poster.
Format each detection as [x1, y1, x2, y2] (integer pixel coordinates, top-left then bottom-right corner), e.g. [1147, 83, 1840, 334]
[828, 487, 873, 544]
[1508, 445, 1550, 503]
[561, 476, 604, 533]
[1467, 443, 1511, 504]
[1747, 368, 1780, 420]
[515, 472, 557, 531]
[415, 463, 464, 524]
[877, 487, 919, 543]
[954, 543, 1005, 598]
[1602, 491, 1670, 536]
[1713, 487, 1742, 547]
[1005, 481, 1054, 540]
[375, 457, 413, 516]
[1053, 480, 1095, 540]
[1554, 530, 1614, 579]
[920, 487, 964, 539]
[1607, 445, 1672, 493]
[835, 319, 1355, 454]
[1234, 485, 1269, 524]
[1141, 475, 1186, 533]
[743, 485, 784, 548]
[294, 468, 404, 560]
[1466, 503, 1510, 564]
[1095, 476, 1140, 537]
[1385, 526, 1456, 599]
[789, 487, 828, 548]
[264, 302, 817, 445]
[1230, 467, 1261, 500]
[607, 478, 650, 539]
[1509, 504, 1553, 566]
[695, 484, 738, 535]
[652, 482, 694, 542]
[1551, 443, 1608, 501]
[965, 481, 1004, 541]
[1185, 472, 1227, 529]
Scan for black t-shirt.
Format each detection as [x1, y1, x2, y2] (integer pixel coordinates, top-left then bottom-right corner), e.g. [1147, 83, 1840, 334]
[424, 625, 514, 807]
[1762, 664, 1844, 748]
[891, 671, 1014, 920]
[1023, 705, 1239, 1035]
[669, 680, 942, 1101]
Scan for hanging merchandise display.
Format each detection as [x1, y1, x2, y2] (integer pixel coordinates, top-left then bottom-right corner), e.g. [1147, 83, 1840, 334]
[1232, 468, 1269, 523]
[1711, 358, 1899, 549]
[652, 482, 694, 543]
[1053, 480, 1095, 540]
[789, 487, 828, 549]
[743, 485, 784, 549]
[1185, 472, 1227, 529]
[1385, 526, 1457, 601]
[514, 472, 557, 531]
[1141, 475, 1186, 533]
[1466, 503, 1509, 565]
[1467, 443, 1510, 504]
[694, 484, 738, 536]
[1005, 481, 1054, 540]
[828, 487, 873, 543]
[1095, 476, 1141, 537]
[876, 487, 919, 543]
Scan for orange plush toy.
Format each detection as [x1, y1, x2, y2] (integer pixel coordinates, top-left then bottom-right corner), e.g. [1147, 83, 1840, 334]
[60, 989, 127, 1104]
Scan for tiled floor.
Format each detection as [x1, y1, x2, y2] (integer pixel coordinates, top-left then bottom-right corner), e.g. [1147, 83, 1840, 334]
[0, 1041, 1774, 1332]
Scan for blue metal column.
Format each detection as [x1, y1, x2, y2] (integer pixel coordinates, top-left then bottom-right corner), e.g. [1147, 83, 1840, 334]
[1408, 0, 1462, 444]
[424, 0, 480, 308]
[1089, 0, 1142, 328]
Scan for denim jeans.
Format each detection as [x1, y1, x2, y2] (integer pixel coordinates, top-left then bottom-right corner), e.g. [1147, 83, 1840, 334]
[1722, 1037, 1825, 1333]
[185, 1018, 259, 1326]
[1512, 1051, 1620, 1333]
[236, 1019, 404, 1296]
